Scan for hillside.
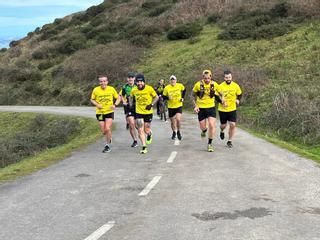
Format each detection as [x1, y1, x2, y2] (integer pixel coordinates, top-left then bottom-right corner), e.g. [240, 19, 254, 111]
[0, 0, 319, 157]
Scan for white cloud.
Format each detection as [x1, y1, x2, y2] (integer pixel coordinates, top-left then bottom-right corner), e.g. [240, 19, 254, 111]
[0, 0, 103, 7]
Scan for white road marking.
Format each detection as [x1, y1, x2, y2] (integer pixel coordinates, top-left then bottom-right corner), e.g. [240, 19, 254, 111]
[174, 139, 180, 145]
[84, 221, 115, 240]
[138, 175, 162, 196]
[167, 151, 178, 163]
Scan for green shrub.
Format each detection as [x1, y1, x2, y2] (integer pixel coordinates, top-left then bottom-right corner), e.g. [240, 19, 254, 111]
[58, 34, 87, 54]
[96, 32, 114, 44]
[0, 114, 81, 168]
[91, 15, 105, 27]
[0, 48, 7, 53]
[129, 35, 152, 47]
[167, 22, 203, 40]
[148, 4, 172, 17]
[252, 22, 294, 39]
[207, 13, 221, 24]
[38, 60, 55, 70]
[9, 40, 20, 48]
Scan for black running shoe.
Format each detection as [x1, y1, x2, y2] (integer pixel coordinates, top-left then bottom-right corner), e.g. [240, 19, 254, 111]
[177, 131, 182, 140]
[227, 141, 233, 148]
[171, 131, 176, 140]
[102, 144, 111, 153]
[131, 140, 138, 148]
[220, 131, 225, 140]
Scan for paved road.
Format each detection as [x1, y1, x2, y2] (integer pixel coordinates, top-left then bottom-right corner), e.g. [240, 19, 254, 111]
[0, 106, 319, 240]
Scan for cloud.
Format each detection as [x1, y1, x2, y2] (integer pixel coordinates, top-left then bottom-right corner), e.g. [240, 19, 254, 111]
[0, 0, 103, 7]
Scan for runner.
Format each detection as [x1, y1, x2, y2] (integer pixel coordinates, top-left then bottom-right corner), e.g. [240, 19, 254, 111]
[163, 75, 186, 140]
[218, 70, 242, 148]
[130, 74, 159, 154]
[154, 79, 166, 117]
[90, 75, 121, 153]
[119, 72, 138, 148]
[192, 70, 222, 152]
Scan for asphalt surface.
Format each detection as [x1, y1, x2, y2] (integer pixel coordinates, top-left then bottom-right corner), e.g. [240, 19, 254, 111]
[0, 106, 319, 240]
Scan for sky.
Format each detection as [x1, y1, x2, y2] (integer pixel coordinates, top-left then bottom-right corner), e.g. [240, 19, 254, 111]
[0, 0, 104, 48]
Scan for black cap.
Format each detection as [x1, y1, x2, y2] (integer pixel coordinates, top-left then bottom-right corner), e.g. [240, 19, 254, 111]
[135, 73, 145, 82]
[127, 72, 135, 78]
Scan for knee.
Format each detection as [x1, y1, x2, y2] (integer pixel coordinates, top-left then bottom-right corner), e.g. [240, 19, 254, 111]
[230, 122, 236, 128]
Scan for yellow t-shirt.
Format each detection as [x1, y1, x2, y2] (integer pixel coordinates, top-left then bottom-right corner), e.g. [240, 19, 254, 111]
[163, 83, 185, 109]
[91, 86, 119, 114]
[131, 85, 157, 114]
[192, 80, 220, 108]
[218, 81, 242, 112]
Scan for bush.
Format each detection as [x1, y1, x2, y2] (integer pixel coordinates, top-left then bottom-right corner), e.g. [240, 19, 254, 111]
[218, 3, 295, 40]
[167, 22, 203, 40]
[0, 48, 7, 53]
[148, 4, 172, 17]
[0, 114, 81, 168]
[129, 35, 152, 47]
[38, 60, 55, 70]
[91, 15, 105, 27]
[96, 32, 113, 44]
[9, 40, 20, 48]
[58, 34, 87, 54]
[207, 13, 221, 24]
[252, 22, 294, 39]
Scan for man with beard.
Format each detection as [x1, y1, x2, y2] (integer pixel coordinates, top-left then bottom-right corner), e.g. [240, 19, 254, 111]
[218, 70, 242, 148]
[130, 74, 159, 154]
[192, 70, 222, 152]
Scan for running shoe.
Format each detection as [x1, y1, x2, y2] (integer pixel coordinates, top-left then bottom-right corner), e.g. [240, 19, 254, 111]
[102, 144, 111, 153]
[207, 144, 214, 152]
[131, 140, 138, 148]
[177, 131, 182, 140]
[220, 131, 225, 140]
[146, 132, 153, 145]
[171, 131, 176, 140]
[227, 141, 233, 148]
[140, 147, 148, 154]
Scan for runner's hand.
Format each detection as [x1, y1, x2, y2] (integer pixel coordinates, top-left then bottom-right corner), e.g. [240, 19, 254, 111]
[145, 104, 152, 110]
[194, 106, 200, 113]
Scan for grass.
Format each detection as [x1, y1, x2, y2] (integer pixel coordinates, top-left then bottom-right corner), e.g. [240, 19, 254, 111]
[0, 113, 102, 182]
[239, 124, 320, 163]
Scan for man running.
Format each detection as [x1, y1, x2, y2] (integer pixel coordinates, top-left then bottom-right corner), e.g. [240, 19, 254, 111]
[218, 70, 242, 148]
[90, 75, 121, 153]
[163, 75, 186, 140]
[120, 72, 138, 148]
[130, 73, 159, 154]
[154, 79, 166, 117]
[192, 70, 222, 152]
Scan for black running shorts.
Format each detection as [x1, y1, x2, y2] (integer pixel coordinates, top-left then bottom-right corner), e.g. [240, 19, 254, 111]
[135, 113, 153, 123]
[198, 107, 216, 121]
[168, 107, 182, 118]
[96, 113, 114, 121]
[219, 110, 237, 124]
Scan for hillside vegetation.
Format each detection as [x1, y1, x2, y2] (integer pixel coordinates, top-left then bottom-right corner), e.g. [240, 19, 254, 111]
[0, 0, 319, 157]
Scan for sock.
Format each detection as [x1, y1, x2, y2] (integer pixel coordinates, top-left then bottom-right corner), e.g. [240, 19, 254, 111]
[202, 128, 207, 133]
[208, 138, 213, 144]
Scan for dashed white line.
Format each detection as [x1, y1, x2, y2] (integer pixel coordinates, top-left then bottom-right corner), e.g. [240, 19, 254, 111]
[138, 175, 162, 196]
[167, 151, 178, 163]
[174, 139, 180, 145]
[84, 221, 115, 240]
